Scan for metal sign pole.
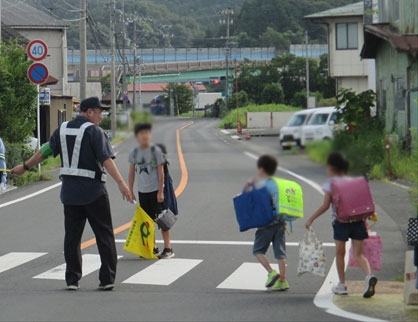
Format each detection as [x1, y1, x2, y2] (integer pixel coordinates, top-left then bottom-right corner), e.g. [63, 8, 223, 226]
[36, 84, 41, 175]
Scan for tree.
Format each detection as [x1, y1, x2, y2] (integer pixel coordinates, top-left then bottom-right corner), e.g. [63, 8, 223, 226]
[261, 83, 284, 104]
[163, 83, 193, 115]
[237, 61, 280, 103]
[0, 41, 38, 143]
[227, 90, 249, 109]
[259, 27, 290, 50]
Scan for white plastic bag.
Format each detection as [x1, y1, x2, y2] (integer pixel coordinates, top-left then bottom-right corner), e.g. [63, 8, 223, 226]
[297, 228, 326, 277]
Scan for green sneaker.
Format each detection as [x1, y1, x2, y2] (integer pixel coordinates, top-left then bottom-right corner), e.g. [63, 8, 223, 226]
[272, 279, 290, 291]
[265, 270, 280, 288]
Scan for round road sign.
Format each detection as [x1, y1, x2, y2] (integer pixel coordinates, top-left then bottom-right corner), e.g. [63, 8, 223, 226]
[27, 63, 49, 85]
[27, 39, 48, 61]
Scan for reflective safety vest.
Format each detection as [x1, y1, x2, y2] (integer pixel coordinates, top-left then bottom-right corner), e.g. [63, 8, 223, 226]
[272, 177, 304, 219]
[59, 121, 107, 182]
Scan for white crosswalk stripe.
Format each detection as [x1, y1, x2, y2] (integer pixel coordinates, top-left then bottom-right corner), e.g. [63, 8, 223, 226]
[33, 254, 123, 280]
[1, 252, 292, 291]
[217, 262, 279, 291]
[0, 252, 46, 274]
[122, 258, 203, 285]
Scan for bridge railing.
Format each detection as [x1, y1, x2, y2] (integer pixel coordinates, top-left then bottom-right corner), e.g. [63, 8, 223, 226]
[68, 47, 278, 65]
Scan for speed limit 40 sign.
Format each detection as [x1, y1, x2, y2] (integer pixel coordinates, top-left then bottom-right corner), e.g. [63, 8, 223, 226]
[26, 39, 48, 61]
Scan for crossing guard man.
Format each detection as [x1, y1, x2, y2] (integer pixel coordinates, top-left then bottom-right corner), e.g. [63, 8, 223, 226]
[12, 97, 134, 291]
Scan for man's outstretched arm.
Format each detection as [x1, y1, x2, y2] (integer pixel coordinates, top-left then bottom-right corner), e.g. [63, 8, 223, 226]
[11, 150, 44, 175]
[103, 158, 134, 203]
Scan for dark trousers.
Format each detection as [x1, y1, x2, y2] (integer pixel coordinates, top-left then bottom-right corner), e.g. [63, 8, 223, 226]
[63, 194, 117, 286]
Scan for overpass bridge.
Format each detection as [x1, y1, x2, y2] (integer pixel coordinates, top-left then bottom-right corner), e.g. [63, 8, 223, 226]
[67, 47, 277, 82]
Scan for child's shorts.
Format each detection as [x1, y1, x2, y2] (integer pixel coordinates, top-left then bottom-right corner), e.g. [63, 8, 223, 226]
[253, 221, 286, 260]
[332, 220, 368, 241]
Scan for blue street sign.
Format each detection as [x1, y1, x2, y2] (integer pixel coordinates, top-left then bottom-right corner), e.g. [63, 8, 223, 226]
[27, 63, 49, 85]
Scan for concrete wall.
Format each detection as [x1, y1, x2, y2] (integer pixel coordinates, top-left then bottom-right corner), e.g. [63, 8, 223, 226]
[337, 76, 369, 93]
[15, 28, 68, 95]
[247, 112, 295, 129]
[67, 82, 102, 100]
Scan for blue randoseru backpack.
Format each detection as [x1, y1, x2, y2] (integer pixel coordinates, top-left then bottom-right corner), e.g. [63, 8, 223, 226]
[233, 186, 274, 232]
[151, 145, 178, 215]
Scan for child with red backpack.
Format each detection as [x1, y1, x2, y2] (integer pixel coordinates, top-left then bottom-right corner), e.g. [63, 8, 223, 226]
[305, 152, 377, 298]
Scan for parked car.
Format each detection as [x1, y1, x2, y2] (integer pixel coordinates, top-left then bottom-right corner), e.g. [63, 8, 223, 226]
[279, 109, 316, 149]
[300, 107, 338, 147]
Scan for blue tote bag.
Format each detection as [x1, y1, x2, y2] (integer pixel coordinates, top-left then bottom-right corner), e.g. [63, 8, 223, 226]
[233, 186, 274, 232]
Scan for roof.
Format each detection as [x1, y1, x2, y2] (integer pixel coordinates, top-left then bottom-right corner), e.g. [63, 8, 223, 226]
[127, 82, 206, 93]
[1, 0, 68, 29]
[305, 1, 363, 20]
[1, 24, 28, 43]
[361, 24, 418, 58]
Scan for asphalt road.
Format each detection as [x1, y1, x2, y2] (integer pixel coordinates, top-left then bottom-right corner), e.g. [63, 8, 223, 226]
[0, 118, 351, 322]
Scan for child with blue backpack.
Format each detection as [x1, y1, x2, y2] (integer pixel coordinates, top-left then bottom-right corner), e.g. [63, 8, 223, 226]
[246, 155, 289, 291]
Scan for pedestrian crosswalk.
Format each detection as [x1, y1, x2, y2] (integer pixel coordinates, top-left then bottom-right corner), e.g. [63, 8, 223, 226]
[33, 254, 123, 280]
[0, 252, 293, 291]
[0, 252, 46, 274]
[122, 258, 202, 285]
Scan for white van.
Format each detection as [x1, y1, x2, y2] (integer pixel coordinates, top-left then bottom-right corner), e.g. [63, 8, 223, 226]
[279, 109, 316, 149]
[300, 107, 338, 146]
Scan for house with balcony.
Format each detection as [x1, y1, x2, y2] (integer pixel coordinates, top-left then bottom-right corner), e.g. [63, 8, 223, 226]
[361, 0, 418, 146]
[305, 2, 376, 94]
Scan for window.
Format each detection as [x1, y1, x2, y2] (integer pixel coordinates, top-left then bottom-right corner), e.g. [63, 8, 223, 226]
[336, 23, 358, 49]
[287, 114, 307, 126]
[309, 113, 330, 125]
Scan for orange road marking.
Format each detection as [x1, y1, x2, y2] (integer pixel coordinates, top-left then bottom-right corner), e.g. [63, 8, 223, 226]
[80, 121, 194, 250]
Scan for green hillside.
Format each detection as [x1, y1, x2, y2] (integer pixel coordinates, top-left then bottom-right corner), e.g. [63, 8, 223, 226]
[34, 0, 358, 49]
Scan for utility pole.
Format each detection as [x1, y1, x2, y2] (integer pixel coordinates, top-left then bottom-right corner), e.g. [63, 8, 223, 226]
[220, 8, 234, 112]
[110, 0, 117, 138]
[138, 62, 142, 112]
[79, 0, 87, 100]
[169, 86, 174, 117]
[132, 19, 137, 112]
[305, 30, 310, 108]
[121, 0, 127, 110]
[0, 0, 2, 43]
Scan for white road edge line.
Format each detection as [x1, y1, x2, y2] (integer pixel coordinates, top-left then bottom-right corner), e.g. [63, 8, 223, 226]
[243, 150, 382, 322]
[314, 243, 385, 322]
[115, 239, 335, 247]
[0, 182, 62, 209]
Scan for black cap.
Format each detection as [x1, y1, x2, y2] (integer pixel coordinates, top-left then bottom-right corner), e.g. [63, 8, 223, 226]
[80, 97, 110, 112]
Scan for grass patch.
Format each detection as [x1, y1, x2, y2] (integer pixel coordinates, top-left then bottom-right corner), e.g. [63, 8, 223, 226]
[111, 134, 129, 145]
[10, 170, 51, 187]
[131, 111, 153, 124]
[218, 104, 300, 128]
[42, 156, 61, 171]
[306, 140, 333, 164]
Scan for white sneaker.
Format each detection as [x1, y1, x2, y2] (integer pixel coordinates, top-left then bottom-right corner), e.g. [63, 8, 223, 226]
[332, 283, 348, 295]
[363, 275, 377, 298]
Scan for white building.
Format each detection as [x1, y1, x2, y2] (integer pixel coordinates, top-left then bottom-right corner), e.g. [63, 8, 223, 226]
[1, 0, 68, 95]
[305, 2, 376, 93]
